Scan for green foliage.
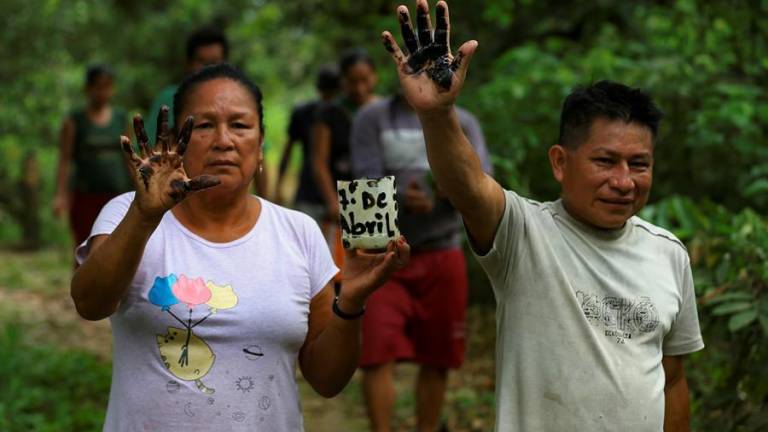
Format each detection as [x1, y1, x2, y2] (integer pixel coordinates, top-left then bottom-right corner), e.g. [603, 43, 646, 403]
[1, 0, 767, 429]
[0, 323, 111, 431]
[466, 0, 768, 209]
[643, 197, 768, 431]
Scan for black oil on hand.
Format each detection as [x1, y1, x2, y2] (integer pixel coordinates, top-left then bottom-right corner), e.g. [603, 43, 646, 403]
[123, 112, 220, 204]
[394, 3, 462, 91]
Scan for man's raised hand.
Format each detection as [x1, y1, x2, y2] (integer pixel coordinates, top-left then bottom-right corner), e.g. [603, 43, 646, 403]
[381, 0, 477, 113]
[121, 107, 220, 220]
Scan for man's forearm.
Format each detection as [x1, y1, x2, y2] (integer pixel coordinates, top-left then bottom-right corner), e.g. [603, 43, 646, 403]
[418, 108, 493, 218]
[71, 204, 160, 320]
[664, 376, 691, 431]
[419, 109, 485, 200]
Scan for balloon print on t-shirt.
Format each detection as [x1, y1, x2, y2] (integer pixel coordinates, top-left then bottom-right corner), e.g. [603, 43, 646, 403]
[149, 273, 239, 394]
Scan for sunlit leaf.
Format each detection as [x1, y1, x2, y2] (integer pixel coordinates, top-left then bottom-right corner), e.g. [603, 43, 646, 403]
[728, 309, 758, 332]
[705, 292, 754, 305]
[711, 302, 753, 316]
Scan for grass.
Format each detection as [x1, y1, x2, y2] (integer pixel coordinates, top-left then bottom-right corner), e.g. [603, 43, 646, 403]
[0, 248, 72, 296]
[0, 322, 111, 432]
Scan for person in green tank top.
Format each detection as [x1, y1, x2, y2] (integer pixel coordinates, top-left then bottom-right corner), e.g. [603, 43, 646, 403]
[54, 64, 131, 248]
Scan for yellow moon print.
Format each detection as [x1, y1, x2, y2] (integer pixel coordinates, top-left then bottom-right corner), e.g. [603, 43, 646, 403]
[156, 327, 216, 394]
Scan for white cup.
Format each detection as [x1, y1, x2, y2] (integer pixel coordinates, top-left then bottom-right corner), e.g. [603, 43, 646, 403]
[337, 176, 400, 250]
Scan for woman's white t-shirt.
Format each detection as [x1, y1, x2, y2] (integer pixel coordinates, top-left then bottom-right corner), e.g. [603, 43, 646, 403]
[76, 193, 338, 431]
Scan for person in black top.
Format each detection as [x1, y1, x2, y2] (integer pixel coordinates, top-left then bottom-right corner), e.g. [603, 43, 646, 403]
[275, 65, 339, 222]
[312, 49, 378, 222]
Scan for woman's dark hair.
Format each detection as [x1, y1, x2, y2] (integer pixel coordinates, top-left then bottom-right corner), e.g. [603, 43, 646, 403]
[558, 80, 664, 149]
[186, 26, 229, 62]
[173, 63, 264, 135]
[85, 64, 114, 87]
[338, 48, 375, 75]
[316, 64, 340, 92]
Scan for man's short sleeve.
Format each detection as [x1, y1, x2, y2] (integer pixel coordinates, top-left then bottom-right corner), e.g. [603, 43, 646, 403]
[467, 190, 529, 293]
[663, 257, 705, 356]
[75, 192, 134, 265]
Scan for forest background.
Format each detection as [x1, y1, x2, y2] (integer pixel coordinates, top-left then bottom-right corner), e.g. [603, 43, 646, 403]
[0, 0, 766, 430]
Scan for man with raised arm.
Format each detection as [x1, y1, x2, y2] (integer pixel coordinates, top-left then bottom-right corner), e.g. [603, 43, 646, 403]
[381, 1, 704, 431]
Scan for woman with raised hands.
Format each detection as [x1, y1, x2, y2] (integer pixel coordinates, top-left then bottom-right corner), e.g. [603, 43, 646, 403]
[71, 63, 409, 431]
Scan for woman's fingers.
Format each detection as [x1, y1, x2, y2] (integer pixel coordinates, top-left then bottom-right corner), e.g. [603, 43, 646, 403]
[121, 134, 152, 191]
[133, 114, 151, 158]
[373, 237, 411, 280]
[186, 174, 221, 192]
[391, 236, 410, 268]
[176, 116, 194, 156]
[344, 246, 362, 262]
[168, 179, 189, 202]
[340, 237, 410, 298]
[168, 175, 219, 203]
[120, 135, 141, 167]
[156, 105, 170, 153]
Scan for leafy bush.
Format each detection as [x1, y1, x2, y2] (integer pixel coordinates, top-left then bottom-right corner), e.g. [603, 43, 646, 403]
[466, 0, 768, 210]
[0, 323, 111, 432]
[642, 197, 768, 431]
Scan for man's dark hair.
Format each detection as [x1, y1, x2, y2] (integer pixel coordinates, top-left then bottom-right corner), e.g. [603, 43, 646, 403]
[558, 80, 664, 149]
[186, 26, 229, 62]
[316, 64, 340, 92]
[339, 48, 375, 75]
[173, 63, 264, 135]
[85, 64, 114, 86]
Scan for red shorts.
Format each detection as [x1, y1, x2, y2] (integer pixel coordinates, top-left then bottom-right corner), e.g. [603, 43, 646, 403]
[360, 247, 468, 369]
[70, 191, 121, 247]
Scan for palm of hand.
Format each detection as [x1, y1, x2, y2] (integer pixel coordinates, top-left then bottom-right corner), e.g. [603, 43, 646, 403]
[341, 239, 410, 302]
[121, 107, 220, 219]
[342, 252, 388, 290]
[382, 0, 475, 113]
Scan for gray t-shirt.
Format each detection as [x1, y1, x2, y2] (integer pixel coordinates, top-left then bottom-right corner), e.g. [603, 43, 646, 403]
[76, 193, 338, 431]
[350, 96, 492, 250]
[473, 191, 704, 432]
